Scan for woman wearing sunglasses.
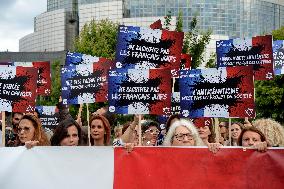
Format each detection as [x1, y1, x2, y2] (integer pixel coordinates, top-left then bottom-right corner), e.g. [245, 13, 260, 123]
[141, 120, 160, 146]
[16, 114, 50, 148]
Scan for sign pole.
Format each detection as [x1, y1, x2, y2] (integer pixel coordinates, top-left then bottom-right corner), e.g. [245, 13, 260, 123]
[138, 115, 142, 146]
[228, 118, 232, 146]
[1, 112, 5, 147]
[214, 118, 219, 143]
[86, 103, 91, 146]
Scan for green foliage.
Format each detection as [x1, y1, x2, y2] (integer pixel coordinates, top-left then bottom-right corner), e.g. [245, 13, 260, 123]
[272, 26, 284, 40]
[163, 11, 172, 30]
[74, 19, 118, 59]
[175, 11, 183, 32]
[255, 76, 284, 123]
[164, 12, 213, 68]
[205, 53, 216, 68]
[183, 17, 213, 68]
[254, 26, 284, 124]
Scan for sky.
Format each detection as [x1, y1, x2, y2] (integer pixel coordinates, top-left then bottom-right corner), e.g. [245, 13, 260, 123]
[0, 0, 47, 52]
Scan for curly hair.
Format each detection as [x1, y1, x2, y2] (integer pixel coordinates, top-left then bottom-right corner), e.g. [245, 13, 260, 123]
[89, 114, 111, 146]
[163, 119, 204, 146]
[252, 118, 284, 147]
[16, 114, 50, 146]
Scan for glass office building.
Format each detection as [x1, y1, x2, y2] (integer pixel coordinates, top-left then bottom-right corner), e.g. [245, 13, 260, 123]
[20, 0, 284, 51]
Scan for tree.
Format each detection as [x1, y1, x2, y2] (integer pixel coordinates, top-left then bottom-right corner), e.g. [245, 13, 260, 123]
[74, 19, 118, 59]
[165, 12, 214, 68]
[272, 26, 284, 40]
[254, 26, 284, 124]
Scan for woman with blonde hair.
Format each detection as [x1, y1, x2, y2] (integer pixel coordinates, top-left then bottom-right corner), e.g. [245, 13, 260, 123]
[252, 118, 284, 147]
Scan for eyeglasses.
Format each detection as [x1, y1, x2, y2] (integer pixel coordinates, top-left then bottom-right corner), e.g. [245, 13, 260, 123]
[174, 133, 194, 141]
[145, 129, 160, 134]
[18, 127, 31, 133]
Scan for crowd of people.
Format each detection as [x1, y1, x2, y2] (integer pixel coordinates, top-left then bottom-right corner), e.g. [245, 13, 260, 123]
[1, 100, 284, 154]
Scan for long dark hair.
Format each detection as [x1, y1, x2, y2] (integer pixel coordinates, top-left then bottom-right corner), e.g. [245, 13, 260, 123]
[50, 118, 82, 146]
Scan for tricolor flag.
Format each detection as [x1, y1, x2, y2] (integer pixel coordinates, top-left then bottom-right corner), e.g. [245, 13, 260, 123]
[36, 106, 59, 130]
[216, 35, 274, 80]
[180, 66, 255, 118]
[108, 69, 171, 115]
[1, 147, 283, 189]
[273, 40, 284, 75]
[61, 64, 108, 104]
[0, 66, 38, 112]
[115, 25, 184, 77]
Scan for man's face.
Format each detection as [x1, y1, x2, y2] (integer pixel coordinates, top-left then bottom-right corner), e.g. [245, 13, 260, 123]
[12, 113, 23, 127]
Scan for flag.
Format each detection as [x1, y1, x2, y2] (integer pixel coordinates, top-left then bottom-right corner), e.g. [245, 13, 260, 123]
[0, 66, 38, 112]
[0, 147, 283, 189]
[108, 69, 171, 115]
[216, 35, 273, 80]
[180, 66, 255, 118]
[273, 40, 284, 75]
[61, 64, 108, 104]
[36, 106, 59, 130]
[115, 25, 184, 77]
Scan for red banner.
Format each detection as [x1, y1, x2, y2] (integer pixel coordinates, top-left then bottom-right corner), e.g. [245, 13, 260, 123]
[114, 147, 284, 189]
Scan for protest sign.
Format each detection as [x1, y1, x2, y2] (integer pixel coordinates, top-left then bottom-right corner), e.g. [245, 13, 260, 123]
[157, 92, 181, 124]
[180, 54, 191, 70]
[108, 69, 171, 114]
[14, 62, 51, 96]
[32, 61, 51, 95]
[61, 63, 108, 104]
[216, 35, 273, 80]
[65, 51, 114, 67]
[273, 40, 284, 75]
[180, 66, 255, 118]
[0, 62, 13, 66]
[0, 66, 38, 112]
[190, 117, 213, 128]
[36, 106, 58, 130]
[115, 25, 184, 77]
[150, 19, 162, 30]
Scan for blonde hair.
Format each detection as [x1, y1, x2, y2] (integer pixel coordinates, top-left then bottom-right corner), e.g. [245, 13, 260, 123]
[163, 119, 204, 146]
[252, 118, 284, 147]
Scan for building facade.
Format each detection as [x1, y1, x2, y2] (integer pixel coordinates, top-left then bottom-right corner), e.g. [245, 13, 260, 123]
[19, 0, 284, 52]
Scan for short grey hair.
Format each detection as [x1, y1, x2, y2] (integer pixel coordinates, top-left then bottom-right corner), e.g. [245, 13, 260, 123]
[163, 119, 204, 146]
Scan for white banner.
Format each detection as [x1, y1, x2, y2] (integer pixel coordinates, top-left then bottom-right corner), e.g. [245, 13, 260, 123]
[0, 147, 114, 189]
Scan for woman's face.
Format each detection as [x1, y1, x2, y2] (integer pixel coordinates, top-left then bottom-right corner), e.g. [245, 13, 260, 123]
[172, 126, 195, 146]
[91, 119, 105, 141]
[231, 124, 242, 140]
[143, 126, 159, 141]
[18, 119, 36, 143]
[242, 131, 261, 147]
[60, 125, 79, 146]
[198, 126, 211, 139]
